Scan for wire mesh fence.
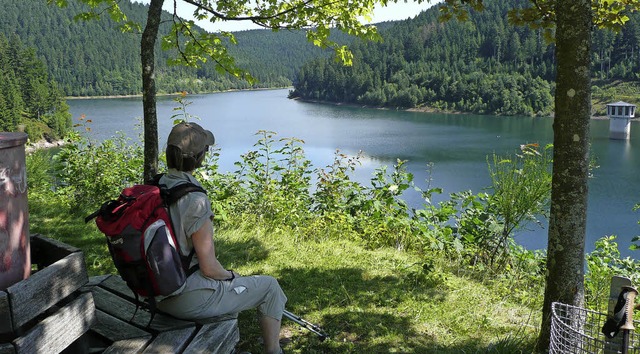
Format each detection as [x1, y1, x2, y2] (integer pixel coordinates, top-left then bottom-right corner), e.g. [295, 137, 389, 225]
[550, 302, 640, 353]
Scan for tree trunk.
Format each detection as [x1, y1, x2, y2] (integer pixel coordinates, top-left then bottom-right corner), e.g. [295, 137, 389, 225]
[141, 0, 164, 183]
[537, 1, 592, 351]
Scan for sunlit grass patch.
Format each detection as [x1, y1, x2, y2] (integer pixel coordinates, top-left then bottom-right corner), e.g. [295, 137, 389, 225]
[215, 224, 539, 353]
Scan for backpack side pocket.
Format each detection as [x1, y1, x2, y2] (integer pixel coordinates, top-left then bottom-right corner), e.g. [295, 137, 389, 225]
[143, 219, 187, 296]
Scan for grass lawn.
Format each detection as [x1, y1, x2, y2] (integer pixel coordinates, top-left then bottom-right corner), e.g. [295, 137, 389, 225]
[218, 226, 540, 353]
[29, 194, 540, 353]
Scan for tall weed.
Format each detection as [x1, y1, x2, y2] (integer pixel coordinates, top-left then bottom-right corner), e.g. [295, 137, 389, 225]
[232, 130, 313, 227]
[485, 143, 552, 265]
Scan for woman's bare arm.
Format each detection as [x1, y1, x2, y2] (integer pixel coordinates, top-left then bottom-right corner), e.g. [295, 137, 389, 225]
[191, 219, 235, 280]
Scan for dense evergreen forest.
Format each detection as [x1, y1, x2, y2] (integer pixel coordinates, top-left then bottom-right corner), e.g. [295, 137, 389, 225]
[0, 34, 70, 140]
[0, 0, 344, 97]
[290, 0, 640, 117]
[4, 0, 640, 117]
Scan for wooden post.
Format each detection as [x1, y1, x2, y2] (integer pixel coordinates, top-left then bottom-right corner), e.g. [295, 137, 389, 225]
[620, 286, 638, 354]
[0, 132, 30, 291]
[604, 276, 633, 354]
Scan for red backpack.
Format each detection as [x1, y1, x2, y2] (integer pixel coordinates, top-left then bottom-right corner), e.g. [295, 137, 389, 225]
[85, 175, 206, 324]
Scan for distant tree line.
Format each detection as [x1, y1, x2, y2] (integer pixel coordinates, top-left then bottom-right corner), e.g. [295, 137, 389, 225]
[6, 0, 640, 116]
[0, 33, 70, 140]
[290, 0, 640, 116]
[0, 0, 340, 97]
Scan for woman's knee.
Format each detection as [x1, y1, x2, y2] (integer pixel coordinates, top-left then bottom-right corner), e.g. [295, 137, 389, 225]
[264, 276, 285, 296]
[259, 275, 287, 305]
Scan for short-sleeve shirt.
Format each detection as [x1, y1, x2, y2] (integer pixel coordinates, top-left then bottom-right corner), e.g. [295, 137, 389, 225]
[158, 169, 213, 258]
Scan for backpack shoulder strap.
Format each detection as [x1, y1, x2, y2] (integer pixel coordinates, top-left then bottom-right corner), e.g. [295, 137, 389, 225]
[152, 173, 207, 206]
[150, 173, 165, 186]
[164, 183, 207, 205]
[154, 175, 206, 274]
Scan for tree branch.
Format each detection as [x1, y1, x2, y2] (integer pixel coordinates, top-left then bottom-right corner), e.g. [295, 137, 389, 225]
[179, 0, 343, 28]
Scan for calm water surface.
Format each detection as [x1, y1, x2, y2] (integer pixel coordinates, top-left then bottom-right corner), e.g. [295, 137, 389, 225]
[67, 89, 640, 257]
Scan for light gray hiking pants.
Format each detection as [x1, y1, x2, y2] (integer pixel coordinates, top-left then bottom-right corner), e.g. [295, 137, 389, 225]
[157, 270, 287, 321]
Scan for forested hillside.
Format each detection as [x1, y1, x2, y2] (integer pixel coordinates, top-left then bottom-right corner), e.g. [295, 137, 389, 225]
[0, 0, 340, 96]
[290, 0, 640, 117]
[0, 34, 70, 140]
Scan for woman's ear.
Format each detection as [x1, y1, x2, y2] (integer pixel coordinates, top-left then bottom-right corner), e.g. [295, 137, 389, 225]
[194, 148, 207, 169]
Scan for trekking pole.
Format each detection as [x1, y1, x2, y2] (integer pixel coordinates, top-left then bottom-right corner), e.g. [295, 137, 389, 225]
[283, 309, 329, 341]
[621, 286, 638, 354]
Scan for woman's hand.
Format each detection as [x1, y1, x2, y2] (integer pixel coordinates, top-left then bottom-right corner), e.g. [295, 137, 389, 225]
[224, 270, 238, 281]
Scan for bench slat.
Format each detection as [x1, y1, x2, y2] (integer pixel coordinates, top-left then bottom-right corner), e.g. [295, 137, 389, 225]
[141, 327, 196, 354]
[99, 275, 137, 299]
[90, 286, 193, 332]
[92, 309, 152, 342]
[88, 274, 240, 354]
[184, 320, 239, 354]
[0, 343, 15, 354]
[84, 274, 111, 289]
[102, 337, 152, 354]
[12, 292, 95, 354]
[30, 234, 81, 267]
[7, 251, 88, 329]
[0, 292, 13, 338]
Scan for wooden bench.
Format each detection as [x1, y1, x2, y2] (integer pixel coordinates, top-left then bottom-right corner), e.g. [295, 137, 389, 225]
[0, 234, 94, 354]
[81, 274, 240, 354]
[1, 234, 239, 354]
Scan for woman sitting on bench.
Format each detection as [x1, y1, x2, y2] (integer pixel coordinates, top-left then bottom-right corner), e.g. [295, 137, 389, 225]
[157, 122, 288, 354]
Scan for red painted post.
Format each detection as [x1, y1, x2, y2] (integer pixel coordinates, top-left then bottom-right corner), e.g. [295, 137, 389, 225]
[0, 132, 30, 290]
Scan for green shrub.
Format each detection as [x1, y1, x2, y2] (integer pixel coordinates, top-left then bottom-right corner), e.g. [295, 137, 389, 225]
[52, 118, 143, 213]
[22, 118, 49, 142]
[37, 125, 550, 304]
[585, 235, 640, 311]
[26, 148, 55, 191]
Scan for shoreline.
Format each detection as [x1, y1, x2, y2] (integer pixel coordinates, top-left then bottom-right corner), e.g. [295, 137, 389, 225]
[290, 97, 628, 121]
[26, 139, 65, 153]
[65, 86, 292, 100]
[65, 89, 630, 122]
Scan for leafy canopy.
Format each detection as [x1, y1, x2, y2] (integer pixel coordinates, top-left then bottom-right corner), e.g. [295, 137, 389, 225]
[440, 0, 640, 42]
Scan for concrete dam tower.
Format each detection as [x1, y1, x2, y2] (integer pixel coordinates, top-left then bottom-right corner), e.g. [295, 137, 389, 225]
[607, 101, 636, 140]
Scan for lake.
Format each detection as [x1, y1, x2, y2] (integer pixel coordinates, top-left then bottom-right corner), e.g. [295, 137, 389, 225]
[67, 88, 640, 257]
